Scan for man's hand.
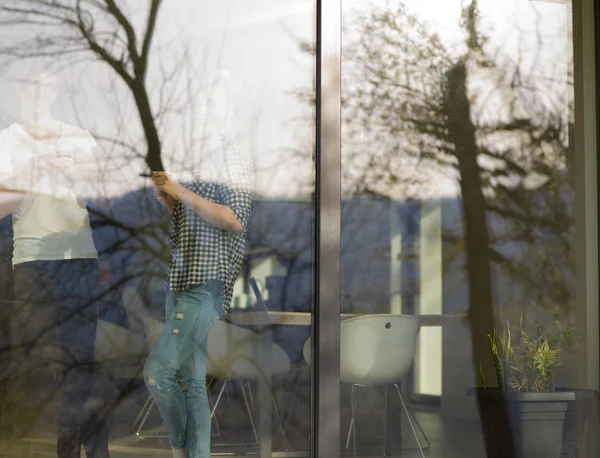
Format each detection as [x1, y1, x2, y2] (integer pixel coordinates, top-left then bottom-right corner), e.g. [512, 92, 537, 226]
[152, 172, 185, 201]
[152, 182, 167, 201]
[152, 181, 175, 213]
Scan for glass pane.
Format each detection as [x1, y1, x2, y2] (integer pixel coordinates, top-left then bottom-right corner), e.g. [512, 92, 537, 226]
[0, 1, 315, 456]
[341, 0, 597, 457]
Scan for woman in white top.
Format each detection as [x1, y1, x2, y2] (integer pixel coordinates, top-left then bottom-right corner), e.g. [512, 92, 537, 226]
[0, 62, 110, 458]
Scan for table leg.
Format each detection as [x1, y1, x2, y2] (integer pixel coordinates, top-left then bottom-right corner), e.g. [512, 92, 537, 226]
[257, 328, 273, 458]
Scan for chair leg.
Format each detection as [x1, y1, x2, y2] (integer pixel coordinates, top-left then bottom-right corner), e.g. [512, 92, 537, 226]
[345, 386, 353, 450]
[251, 379, 288, 441]
[345, 417, 354, 450]
[207, 379, 221, 436]
[394, 384, 426, 458]
[270, 387, 287, 441]
[239, 380, 259, 444]
[245, 379, 287, 441]
[345, 385, 361, 451]
[382, 386, 389, 457]
[245, 380, 256, 410]
[283, 371, 303, 433]
[133, 395, 153, 433]
[210, 379, 228, 420]
[410, 407, 431, 450]
[348, 384, 358, 458]
[393, 385, 430, 450]
[134, 396, 156, 437]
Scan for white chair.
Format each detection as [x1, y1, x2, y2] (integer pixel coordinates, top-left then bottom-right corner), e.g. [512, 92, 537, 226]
[205, 319, 291, 443]
[303, 314, 429, 458]
[95, 319, 147, 380]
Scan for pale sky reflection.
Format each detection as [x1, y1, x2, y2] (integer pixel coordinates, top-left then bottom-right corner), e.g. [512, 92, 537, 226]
[0, 0, 570, 201]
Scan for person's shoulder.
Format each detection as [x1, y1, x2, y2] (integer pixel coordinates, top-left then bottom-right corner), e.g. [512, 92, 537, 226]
[0, 124, 19, 172]
[0, 123, 20, 149]
[0, 123, 21, 138]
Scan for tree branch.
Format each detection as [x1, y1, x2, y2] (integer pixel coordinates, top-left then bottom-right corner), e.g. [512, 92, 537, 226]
[75, 3, 134, 87]
[139, 0, 163, 80]
[103, 0, 140, 69]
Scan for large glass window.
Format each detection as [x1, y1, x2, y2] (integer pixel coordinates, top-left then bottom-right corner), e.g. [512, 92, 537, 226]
[339, 0, 598, 457]
[0, 0, 598, 457]
[0, 1, 315, 456]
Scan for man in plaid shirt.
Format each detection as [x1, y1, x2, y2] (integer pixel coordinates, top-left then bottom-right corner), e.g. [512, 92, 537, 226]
[143, 143, 252, 458]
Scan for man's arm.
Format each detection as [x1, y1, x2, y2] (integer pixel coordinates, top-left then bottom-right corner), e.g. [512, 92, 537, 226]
[215, 154, 252, 236]
[152, 171, 243, 234]
[181, 188, 244, 234]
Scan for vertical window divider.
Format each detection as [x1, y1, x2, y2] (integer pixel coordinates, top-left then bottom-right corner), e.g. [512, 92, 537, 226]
[312, 0, 342, 457]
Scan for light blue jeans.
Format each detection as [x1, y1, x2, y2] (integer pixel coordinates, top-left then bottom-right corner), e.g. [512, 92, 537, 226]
[143, 280, 222, 458]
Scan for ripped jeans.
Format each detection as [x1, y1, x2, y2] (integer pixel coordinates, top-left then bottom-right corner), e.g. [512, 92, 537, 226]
[143, 280, 222, 458]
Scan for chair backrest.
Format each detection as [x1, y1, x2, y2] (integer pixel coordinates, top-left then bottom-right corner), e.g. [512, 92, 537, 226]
[340, 314, 420, 385]
[207, 320, 291, 379]
[302, 314, 421, 386]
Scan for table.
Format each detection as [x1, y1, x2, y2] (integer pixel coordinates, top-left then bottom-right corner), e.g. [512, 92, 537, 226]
[229, 310, 467, 456]
[230, 311, 466, 327]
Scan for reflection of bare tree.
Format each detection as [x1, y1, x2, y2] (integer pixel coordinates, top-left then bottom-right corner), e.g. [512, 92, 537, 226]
[340, 0, 573, 382]
[0, 1, 253, 451]
[283, 1, 576, 441]
[312, 2, 576, 455]
[1, 0, 165, 171]
[0, 0, 246, 303]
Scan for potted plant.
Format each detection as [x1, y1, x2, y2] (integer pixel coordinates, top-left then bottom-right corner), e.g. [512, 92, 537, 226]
[469, 316, 596, 458]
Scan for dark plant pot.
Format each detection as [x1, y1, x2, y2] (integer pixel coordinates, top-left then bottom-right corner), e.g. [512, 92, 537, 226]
[467, 388, 597, 458]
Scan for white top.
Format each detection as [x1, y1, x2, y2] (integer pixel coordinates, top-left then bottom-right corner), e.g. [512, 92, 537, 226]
[0, 122, 98, 265]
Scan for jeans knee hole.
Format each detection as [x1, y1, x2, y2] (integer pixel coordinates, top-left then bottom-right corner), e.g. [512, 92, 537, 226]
[175, 312, 184, 320]
[172, 328, 180, 334]
[147, 377, 156, 385]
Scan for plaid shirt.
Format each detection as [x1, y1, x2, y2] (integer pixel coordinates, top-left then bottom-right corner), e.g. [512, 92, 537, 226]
[167, 150, 252, 318]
